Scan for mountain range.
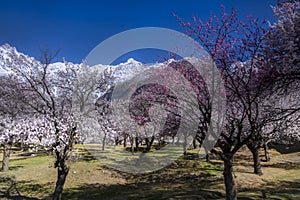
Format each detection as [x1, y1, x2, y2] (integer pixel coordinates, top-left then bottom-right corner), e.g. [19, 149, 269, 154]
[0, 43, 164, 83]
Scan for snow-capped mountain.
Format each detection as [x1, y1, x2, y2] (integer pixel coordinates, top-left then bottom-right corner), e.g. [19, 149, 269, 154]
[0, 44, 38, 76]
[0, 43, 155, 83]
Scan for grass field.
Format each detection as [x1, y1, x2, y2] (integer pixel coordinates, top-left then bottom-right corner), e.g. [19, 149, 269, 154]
[0, 145, 299, 200]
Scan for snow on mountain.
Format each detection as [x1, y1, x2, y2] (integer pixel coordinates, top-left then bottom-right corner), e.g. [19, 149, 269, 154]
[0, 44, 78, 77]
[0, 44, 26, 75]
[0, 43, 157, 83]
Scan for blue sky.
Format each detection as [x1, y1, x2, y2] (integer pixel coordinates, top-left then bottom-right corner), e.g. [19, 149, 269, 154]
[0, 0, 276, 64]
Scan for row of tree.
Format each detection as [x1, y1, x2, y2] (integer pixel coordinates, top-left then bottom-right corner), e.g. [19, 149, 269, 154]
[97, 1, 299, 199]
[173, 1, 300, 199]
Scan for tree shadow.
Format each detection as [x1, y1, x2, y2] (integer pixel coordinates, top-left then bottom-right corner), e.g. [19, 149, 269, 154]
[77, 148, 99, 162]
[6, 165, 24, 171]
[0, 176, 41, 200]
[269, 142, 300, 154]
[0, 194, 40, 200]
[63, 160, 225, 199]
[63, 181, 224, 200]
[239, 179, 300, 200]
[262, 161, 300, 170]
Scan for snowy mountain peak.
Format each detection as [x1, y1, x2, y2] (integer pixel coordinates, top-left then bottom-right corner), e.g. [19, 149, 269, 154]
[0, 43, 17, 52]
[0, 43, 40, 76]
[0, 43, 18, 62]
[118, 58, 142, 66]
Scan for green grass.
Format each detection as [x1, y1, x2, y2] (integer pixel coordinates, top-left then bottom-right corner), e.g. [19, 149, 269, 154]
[0, 145, 299, 199]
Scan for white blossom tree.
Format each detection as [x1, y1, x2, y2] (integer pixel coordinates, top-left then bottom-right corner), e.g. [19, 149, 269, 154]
[2, 49, 82, 200]
[0, 76, 35, 171]
[264, 0, 300, 82]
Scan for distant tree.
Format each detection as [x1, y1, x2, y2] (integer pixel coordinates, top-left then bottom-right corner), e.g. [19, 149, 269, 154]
[107, 60, 213, 156]
[73, 63, 114, 151]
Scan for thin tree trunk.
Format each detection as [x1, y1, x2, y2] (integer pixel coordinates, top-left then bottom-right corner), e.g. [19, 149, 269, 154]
[192, 139, 197, 149]
[135, 136, 139, 151]
[53, 164, 69, 200]
[205, 148, 210, 162]
[130, 137, 134, 154]
[223, 158, 237, 200]
[263, 142, 270, 162]
[1, 144, 11, 172]
[20, 142, 25, 151]
[123, 136, 127, 147]
[183, 133, 187, 155]
[102, 133, 107, 151]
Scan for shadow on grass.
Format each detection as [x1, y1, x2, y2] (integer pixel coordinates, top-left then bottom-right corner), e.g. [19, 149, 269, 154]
[0, 193, 40, 200]
[6, 166, 24, 171]
[239, 179, 300, 200]
[63, 181, 224, 200]
[262, 162, 300, 170]
[63, 159, 225, 200]
[269, 142, 300, 154]
[0, 176, 41, 200]
[77, 147, 98, 162]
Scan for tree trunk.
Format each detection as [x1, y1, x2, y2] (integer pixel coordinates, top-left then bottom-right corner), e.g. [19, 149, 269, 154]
[247, 142, 263, 175]
[123, 136, 127, 147]
[252, 147, 263, 175]
[145, 138, 150, 152]
[102, 133, 107, 151]
[130, 137, 134, 154]
[223, 158, 237, 200]
[114, 136, 119, 146]
[52, 165, 69, 200]
[192, 139, 197, 149]
[205, 148, 210, 162]
[183, 133, 187, 155]
[20, 142, 25, 151]
[263, 142, 270, 162]
[135, 136, 139, 151]
[145, 136, 155, 152]
[1, 144, 11, 172]
[248, 143, 263, 175]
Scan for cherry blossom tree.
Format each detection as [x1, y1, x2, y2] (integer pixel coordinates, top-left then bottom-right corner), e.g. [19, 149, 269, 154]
[264, 0, 300, 83]
[174, 6, 280, 199]
[244, 0, 300, 174]
[72, 63, 115, 152]
[0, 76, 31, 171]
[2, 48, 82, 200]
[260, 81, 300, 147]
[175, 2, 300, 198]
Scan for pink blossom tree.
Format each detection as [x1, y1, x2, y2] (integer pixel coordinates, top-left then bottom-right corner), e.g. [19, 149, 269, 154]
[173, 6, 292, 199]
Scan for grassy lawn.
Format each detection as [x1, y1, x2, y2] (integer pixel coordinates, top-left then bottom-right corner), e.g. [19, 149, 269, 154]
[0, 145, 299, 199]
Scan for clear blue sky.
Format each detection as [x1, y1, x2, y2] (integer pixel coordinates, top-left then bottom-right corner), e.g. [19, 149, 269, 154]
[0, 0, 276, 64]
